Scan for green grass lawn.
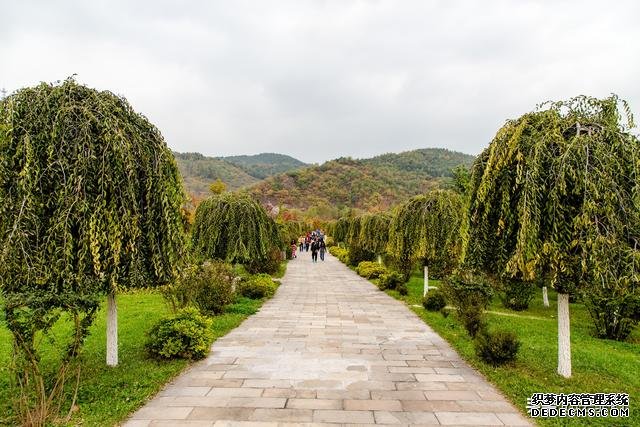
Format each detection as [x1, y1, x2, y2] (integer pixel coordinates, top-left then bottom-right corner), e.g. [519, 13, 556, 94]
[383, 273, 640, 426]
[0, 292, 265, 426]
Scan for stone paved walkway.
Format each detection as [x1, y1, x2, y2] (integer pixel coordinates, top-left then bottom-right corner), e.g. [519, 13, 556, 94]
[124, 251, 531, 426]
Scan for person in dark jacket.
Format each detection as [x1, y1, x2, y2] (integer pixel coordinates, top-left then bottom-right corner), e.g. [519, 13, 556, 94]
[319, 239, 326, 261]
[310, 239, 319, 262]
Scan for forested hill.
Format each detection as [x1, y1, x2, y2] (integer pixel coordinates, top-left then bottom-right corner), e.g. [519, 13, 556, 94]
[222, 153, 308, 179]
[174, 151, 307, 198]
[174, 152, 259, 197]
[363, 148, 474, 177]
[247, 148, 475, 218]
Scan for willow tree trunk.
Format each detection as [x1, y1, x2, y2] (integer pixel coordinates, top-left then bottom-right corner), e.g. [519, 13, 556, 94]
[106, 292, 118, 367]
[557, 293, 571, 378]
[542, 286, 549, 307]
[423, 266, 429, 297]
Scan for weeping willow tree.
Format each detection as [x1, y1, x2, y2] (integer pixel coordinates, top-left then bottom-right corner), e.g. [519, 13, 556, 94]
[0, 79, 186, 421]
[358, 213, 391, 262]
[192, 192, 280, 267]
[465, 95, 640, 378]
[332, 217, 351, 245]
[387, 190, 464, 279]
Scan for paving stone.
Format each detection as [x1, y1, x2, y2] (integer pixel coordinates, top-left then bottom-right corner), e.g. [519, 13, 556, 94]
[435, 411, 504, 425]
[249, 408, 313, 422]
[312, 409, 375, 423]
[286, 398, 342, 410]
[225, 397, 287, 408]
[344, 399, 402, 411]
[188, 407, 254, 421]
[207, 388, 263, 398]
[131, 407, 193, 420]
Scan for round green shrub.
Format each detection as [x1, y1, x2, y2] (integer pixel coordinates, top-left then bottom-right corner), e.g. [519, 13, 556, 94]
[500, 279, 536, 311]
[145, 307, 213, 360]
[423, 290, 446, 311]
[474, 329, 521, 366]
[397, 283, 408, 296]
[328, 246, 349, 264]
[238, 274, 278, 299]
[162, 260, 235, 315]
[356, 261, 388, 279]
[442, 272, 493, 338]
[378, 271, 404, 290]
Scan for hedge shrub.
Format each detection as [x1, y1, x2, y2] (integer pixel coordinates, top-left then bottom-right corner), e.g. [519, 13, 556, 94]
[474, 329, 521, 366]
[162, 260, 235, 315]
[378, 271, 404, 290]
[145, 307, 214, 360]
[356, 261, 387, 279]
[423, 290, 447, 311]
[237, 274, 279, 299]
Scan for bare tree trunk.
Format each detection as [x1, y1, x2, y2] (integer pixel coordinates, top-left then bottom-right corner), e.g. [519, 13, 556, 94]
[106, 292, 118, 367]
[542, 286, 549, 307]
[423, 266, 429, 297]
[557, 293, 571, 378]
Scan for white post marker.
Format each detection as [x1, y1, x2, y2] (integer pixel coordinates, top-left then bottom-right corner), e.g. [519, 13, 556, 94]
[542, 286, 549, 307]
[106, 292, 118, 367]
[377, 254, 382, 265]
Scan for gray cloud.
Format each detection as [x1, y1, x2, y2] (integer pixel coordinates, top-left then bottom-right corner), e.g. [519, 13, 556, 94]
[2, 0, 639, 163]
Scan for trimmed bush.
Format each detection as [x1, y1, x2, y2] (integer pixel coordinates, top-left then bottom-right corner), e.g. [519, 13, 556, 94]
[237, 274, 279, 299]
[584, 291, 640, 341]
[329, 246, 349, 264]
[145, 307, 214, 360]
[397, 283, 408, 296]
[474, 329, 521, 366]
[347, 245, 375, 266]
[423, 290, 447, 312]
[162, 260, 235, 315]
[442, 273, 493, 338]
[378, 271, 404, 290]
[247, 246, 282, 275]
[356, 261, 387, 279]
[500, 279, 536, 311]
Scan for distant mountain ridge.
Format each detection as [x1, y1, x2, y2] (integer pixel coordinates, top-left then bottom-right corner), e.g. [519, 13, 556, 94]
[246, 148, 475, 218]
[174, 148, 475, 217]
[174, 151, 308, 198]
[221, 153, 308, 179]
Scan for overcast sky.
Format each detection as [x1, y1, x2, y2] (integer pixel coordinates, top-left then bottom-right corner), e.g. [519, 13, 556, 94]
[2, 1, 639, 163]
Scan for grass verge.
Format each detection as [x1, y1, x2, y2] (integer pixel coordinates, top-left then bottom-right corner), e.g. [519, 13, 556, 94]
[0, 292, 266, 426]
[383, 272, 639, 426]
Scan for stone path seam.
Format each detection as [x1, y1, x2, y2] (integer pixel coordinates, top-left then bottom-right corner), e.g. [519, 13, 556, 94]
[124, 250, 532, 426]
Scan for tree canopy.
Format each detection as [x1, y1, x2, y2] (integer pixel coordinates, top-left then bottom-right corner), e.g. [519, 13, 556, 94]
[0, 79, 187, 416]
[465, 94, 640, 341]
[191, 192, 280, 264]
[387, 189, 464, 276]
[358, 212, 391, 255]
[0, 78, 186, 318]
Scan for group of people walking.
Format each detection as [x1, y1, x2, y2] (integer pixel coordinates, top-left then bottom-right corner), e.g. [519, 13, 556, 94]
[291, 230, 326, 262]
